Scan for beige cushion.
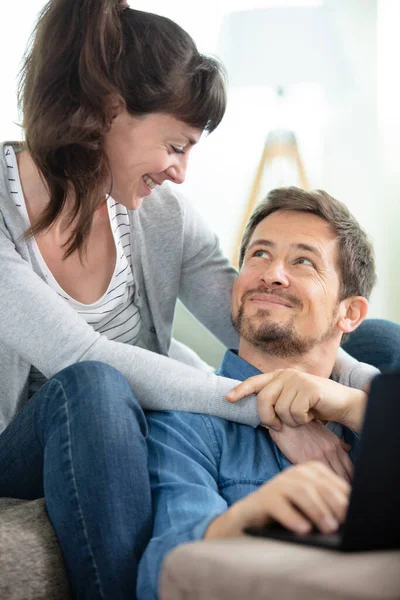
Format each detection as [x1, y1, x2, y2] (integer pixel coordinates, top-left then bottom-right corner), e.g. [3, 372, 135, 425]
[160, 537, 400, 600]
[0, 498, 71, 600]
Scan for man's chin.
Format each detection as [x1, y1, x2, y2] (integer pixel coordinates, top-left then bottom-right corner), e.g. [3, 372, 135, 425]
[249, 312, 290, 330]
[234, 315, 309, 358]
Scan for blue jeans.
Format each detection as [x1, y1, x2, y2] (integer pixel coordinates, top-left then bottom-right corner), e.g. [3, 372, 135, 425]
[342, 318, 400, 372]
[0, 361, 152, 600]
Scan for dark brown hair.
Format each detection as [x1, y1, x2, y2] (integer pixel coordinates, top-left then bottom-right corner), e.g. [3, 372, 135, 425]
[239, 186, 376, 301]
[19, 0, 227, 257]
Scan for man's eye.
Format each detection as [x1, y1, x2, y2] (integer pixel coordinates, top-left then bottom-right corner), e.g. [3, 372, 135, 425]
[171, 145, 185, 155]
[254, 250, 269, 258]
[296, 257, 314, 266]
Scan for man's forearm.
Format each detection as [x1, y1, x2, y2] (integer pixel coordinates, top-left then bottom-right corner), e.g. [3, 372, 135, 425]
[204, 505, 244, 539]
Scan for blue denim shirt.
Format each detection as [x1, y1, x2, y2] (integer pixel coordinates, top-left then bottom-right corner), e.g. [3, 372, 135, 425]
[137, 350, 358, 600]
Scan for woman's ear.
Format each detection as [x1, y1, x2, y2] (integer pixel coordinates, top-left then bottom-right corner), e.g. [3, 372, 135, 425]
[337, 296, 369, 335]
[106, 94, 126, 122]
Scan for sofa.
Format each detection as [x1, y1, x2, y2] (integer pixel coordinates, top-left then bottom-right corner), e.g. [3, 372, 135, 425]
[161, 537, 400, 600]
[1, 320, 400, 598]
[1, 496, 400, 599]
[0, 498, 70, 599]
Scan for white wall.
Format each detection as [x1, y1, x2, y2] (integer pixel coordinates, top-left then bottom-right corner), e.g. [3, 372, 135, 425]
[318, 0, 384, 316]
[135, 0, 393, 322]
[1, 0, 398, 330]
[0, 2, 45, 139]
[377, 0, 400, 322]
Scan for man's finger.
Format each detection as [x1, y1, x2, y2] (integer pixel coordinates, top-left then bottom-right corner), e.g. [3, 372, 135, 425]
[304, 461, 351, 496]
[339, 449, 354, 480]
[310, 477, 350, 524]
[266, 499, 312, 535]
[326, 451, 350, 484]
[285, 484, 340, 534]
[340, 440, 352, 452]
[335, 440, 354, 480]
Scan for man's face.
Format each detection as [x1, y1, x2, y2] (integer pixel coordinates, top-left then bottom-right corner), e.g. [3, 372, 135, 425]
[232, 210, 344, 357]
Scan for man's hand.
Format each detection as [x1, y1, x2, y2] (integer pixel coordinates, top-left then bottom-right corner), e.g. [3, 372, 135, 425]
[270, 421, 353, 482]
[205, 461, 350, 539]
[227, 369, 367, 433]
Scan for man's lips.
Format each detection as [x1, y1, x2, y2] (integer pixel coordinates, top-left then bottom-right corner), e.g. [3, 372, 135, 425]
[247, 293, 293, 308]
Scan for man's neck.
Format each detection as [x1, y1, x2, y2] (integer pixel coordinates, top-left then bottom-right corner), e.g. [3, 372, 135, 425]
[238, 338, 340, 378]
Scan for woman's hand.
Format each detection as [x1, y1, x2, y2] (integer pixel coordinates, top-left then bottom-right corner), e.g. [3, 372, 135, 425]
[269, 421, 353, 482]
[227, 369, 367, 433]
[205, 461, 350, 539]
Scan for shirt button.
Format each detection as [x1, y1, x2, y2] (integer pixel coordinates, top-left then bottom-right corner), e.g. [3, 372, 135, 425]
[150, 326, 156, 334]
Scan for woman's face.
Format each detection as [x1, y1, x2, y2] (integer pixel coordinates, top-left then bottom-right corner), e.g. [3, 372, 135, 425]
[103, 111, 202, 209]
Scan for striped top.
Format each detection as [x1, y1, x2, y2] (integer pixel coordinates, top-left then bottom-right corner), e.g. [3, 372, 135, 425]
[4, 145, 141, 397]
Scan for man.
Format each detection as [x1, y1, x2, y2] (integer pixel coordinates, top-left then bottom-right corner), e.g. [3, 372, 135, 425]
[137, 186, 377, 599]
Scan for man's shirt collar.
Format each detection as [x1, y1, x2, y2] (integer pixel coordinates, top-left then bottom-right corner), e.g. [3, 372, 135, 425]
[217, 349, 262, 382]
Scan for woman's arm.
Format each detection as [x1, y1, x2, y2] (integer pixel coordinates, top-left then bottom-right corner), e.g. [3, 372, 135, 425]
[0, 218, 259, 426]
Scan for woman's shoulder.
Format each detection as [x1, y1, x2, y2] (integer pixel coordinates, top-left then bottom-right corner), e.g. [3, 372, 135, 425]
[0, 142, 27, 238]
[0, 141, 22, 201]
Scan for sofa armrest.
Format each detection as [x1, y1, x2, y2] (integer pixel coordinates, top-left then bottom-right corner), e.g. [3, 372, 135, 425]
[0, 498, 71, 600]
[160, 537, 400, 600]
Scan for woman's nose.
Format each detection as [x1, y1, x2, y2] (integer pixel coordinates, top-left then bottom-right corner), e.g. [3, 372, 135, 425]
[165, 156, 188, 184]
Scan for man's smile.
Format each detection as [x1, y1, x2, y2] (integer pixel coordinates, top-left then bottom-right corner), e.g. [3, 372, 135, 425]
[247, 293, 294, 308]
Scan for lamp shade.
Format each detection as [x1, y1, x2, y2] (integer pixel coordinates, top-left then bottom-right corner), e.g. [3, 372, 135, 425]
[216, 6, 353, 93]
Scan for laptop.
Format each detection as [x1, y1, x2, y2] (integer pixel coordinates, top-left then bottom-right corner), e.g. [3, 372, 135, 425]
[245, 371, 400, 552]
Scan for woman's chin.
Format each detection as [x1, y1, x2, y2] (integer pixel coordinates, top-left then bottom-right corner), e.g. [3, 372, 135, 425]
[131, 196, 144, 210]
[115, 195, 144, 211]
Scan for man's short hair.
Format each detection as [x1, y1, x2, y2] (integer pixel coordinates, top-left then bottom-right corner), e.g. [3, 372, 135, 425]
[239, 186, 376, 301]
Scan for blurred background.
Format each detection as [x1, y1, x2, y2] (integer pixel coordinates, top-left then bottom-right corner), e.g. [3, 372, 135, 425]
[1, 0, 399, 367]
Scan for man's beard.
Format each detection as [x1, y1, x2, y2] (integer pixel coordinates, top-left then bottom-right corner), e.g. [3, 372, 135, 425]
[232, 290, 338, 358]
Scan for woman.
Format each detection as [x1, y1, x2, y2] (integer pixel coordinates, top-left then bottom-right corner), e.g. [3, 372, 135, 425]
[0, 0, 395, 598]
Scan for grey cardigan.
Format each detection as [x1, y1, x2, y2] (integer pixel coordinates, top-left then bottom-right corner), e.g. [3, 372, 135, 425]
[0, 142, 378, 433]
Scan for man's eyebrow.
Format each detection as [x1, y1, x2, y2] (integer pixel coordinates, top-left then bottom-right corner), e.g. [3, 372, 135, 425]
[246, 239, 323, 259]
[246, 239, 274, 252]
[293, 243, 323, 259]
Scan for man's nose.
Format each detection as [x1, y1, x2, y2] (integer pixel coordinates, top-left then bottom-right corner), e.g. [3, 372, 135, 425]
[165, 156, 188, 184]
[260, 261, 290, 287]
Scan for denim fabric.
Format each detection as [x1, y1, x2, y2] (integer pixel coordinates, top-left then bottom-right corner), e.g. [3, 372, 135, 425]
[343, 318, 400, 372]
[0, 361, 152, 600]
[137, 351, 359, 600]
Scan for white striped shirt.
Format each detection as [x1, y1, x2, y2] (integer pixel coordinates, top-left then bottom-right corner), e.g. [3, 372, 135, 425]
[4, 145, 141, 396]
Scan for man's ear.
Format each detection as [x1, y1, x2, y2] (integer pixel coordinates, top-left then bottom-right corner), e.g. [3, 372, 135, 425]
[337, 296, 369, 335]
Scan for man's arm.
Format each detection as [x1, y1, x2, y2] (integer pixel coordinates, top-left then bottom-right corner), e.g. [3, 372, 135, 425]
[137, 411, 352, 600]
[137, 411, 228, 600]
[269, 421, 354, 481]
[205, 461, 350, 539]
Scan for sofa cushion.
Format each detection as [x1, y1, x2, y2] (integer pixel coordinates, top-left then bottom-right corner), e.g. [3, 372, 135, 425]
[0, 498, 70, 599]
[160, 537, 400, 600]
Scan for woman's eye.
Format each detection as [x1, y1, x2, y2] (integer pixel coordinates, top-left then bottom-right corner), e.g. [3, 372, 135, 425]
[171, 145, 185, 155]
[296, 257, 314, 266]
